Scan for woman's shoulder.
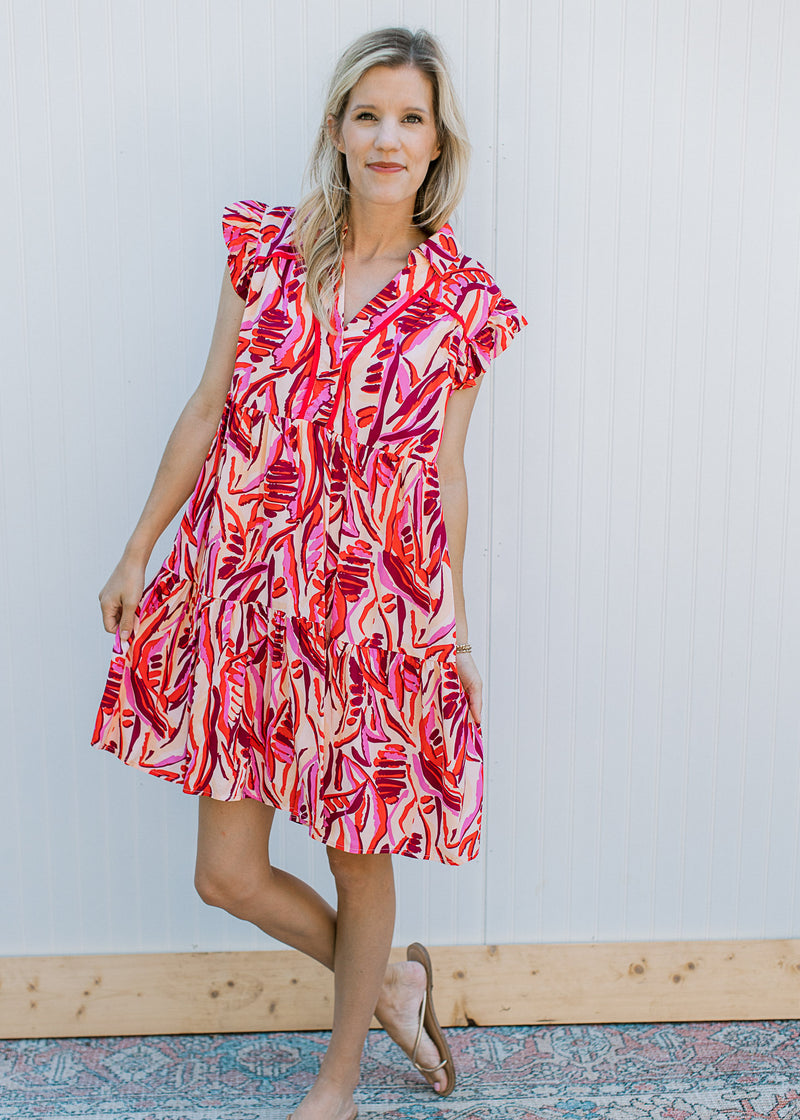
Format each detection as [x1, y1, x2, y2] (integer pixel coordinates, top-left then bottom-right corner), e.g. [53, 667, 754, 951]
[221, 202, 300, 272]
[221, 202, 298, 297]
[428, 226, 527, 346]
[222, 201, 295, 239]
[434, 247, 510, 324]
[427, 225, 505, 297]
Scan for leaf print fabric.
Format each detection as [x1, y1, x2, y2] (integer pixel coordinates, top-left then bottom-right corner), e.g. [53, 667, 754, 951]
[92, 201, 527, 865]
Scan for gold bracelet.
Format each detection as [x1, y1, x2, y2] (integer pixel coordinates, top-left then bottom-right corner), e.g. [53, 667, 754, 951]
[455, 642, 472, 654]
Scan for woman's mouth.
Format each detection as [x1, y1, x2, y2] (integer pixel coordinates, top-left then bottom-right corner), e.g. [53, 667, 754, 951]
[368, 163, 405, 173]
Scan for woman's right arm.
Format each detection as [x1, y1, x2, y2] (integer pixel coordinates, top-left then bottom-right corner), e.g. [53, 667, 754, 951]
[98, 265, 246, 640]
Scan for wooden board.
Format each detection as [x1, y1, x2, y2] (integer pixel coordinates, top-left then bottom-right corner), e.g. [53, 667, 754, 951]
[2, 940, 799, 1039]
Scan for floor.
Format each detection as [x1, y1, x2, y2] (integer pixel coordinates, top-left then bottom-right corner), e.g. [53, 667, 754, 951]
[1, 1021, 799, 1119]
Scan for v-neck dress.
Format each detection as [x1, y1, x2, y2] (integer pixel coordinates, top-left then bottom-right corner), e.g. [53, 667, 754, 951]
[92, 201, 526, 864]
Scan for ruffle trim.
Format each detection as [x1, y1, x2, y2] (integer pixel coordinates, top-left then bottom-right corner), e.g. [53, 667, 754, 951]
[92, 565, 482, 865]
[451, 293, 528, 388]
[221, 200, 268, 299]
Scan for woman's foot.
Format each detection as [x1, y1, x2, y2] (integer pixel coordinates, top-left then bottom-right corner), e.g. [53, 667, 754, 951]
[374, 959, 452, 1094]
[288, 1074, 358, 1120]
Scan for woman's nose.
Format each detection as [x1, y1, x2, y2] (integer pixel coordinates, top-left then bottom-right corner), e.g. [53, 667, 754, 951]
[374, 119, 402, 151]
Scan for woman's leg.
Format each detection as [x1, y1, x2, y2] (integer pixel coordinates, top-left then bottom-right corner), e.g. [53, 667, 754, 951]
[195, 796, 338, 968]
[289, 846, 396, 1119]
[194, 798, 450, 1101]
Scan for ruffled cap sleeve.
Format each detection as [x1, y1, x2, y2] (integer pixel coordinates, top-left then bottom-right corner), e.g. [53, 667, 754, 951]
[222, 200, 267, 299]
[452, 283, 527, 389]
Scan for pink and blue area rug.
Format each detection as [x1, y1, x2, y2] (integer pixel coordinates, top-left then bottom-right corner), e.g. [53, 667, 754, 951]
[1, 1022, 799, 1119]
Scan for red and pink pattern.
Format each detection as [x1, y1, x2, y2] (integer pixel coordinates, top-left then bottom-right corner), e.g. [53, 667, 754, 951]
[92, 201, 526, 864]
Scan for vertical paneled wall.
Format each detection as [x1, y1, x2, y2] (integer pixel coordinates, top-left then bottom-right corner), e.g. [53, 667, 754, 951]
[2, 0, 799, 956]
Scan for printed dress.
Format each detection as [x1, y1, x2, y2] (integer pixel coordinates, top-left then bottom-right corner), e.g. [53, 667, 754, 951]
[92, 201, 526, 865]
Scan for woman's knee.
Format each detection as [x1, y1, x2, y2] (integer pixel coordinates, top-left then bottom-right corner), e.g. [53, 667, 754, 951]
[326, 845, 393, 892]
[194, 858, 271, 912]
[194, 796, 274, 912]
[193, 861, 231, 909]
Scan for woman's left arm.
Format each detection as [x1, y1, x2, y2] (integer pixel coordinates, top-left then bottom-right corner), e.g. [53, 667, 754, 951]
[437, 376, 484, 724]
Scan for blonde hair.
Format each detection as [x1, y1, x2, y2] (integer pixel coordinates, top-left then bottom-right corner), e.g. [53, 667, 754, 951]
[293, 27, 471, 327]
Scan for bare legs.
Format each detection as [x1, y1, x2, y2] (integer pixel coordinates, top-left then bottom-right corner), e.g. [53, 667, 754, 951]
[313, 844, 396, 1114]
[195, 797, 338, 969]
[194, 798, 447, 1120]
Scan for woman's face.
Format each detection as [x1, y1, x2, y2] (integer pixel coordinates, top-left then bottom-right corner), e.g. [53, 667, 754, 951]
[331, 64, 442, 219]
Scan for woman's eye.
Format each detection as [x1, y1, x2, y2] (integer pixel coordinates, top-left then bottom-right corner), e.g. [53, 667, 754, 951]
[353, 111, 423, 123]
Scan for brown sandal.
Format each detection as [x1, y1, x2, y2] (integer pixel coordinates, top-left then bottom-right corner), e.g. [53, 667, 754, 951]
[406, 941, 456, 1097]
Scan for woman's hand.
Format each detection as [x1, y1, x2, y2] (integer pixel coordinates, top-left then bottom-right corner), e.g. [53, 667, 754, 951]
[98, 552, 147, 642]
[456, 650, 482, 726]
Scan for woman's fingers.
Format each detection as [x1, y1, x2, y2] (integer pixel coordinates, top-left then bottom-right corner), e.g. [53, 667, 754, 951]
[118, 600, 137, 642]
[468, 686, 482, 726]
[98, 558, 146, 640]
[99, 592, 121, 634]
[99, 592, 139, 641]
[456, 653, 483, 726]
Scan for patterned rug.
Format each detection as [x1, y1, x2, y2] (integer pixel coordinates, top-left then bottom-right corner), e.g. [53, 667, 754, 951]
[1, 1022, 799, 1120]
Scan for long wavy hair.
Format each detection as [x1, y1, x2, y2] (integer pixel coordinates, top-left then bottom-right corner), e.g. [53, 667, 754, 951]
[293, 27, 471, 327]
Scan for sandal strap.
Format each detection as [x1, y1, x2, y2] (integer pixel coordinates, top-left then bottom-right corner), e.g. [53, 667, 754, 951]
[413, 1055, 450, 1074]
[410, 987, 427, 1066]
[410, 986, 450, 1074]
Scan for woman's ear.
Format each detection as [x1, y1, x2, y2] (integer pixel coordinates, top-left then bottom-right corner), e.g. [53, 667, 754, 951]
[326, 114, 344, 153]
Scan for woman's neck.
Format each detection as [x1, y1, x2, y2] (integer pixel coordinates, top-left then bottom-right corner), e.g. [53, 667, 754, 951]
[343, 200, 423, 261]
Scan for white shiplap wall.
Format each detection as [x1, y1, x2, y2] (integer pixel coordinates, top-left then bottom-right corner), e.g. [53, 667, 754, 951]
[2, 0, 799, 956]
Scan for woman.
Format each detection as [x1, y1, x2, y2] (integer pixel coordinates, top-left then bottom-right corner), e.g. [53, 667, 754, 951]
[94, 26, 525, 1120]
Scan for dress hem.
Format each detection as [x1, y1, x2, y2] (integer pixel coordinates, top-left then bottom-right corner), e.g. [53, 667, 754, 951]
[92, 737, 479, 866]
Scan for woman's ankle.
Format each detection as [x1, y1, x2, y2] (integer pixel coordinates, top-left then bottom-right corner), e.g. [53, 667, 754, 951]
[292, 1072, 358, 1120]
[315, 1058, 360, 1096]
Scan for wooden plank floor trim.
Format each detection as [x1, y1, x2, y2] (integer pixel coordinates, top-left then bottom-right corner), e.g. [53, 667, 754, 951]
[2, 939, 799, 1039]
